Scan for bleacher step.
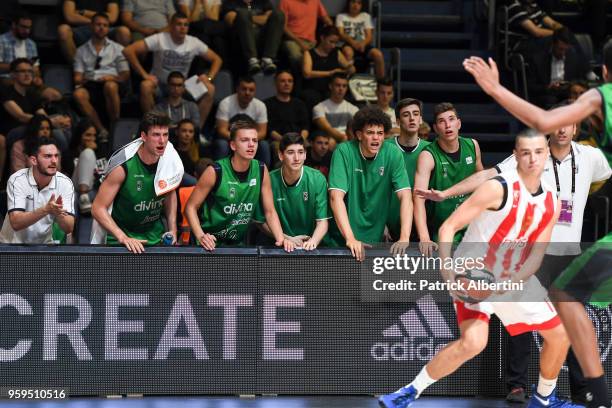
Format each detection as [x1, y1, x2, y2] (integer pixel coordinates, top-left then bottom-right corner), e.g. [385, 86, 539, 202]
[381, 31, 472, 47]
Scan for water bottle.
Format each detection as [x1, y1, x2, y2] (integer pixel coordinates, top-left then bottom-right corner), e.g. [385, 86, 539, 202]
[162, 232, 174, 246]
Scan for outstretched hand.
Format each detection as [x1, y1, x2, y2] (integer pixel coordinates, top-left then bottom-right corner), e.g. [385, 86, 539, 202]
[463, 57, 500, 96]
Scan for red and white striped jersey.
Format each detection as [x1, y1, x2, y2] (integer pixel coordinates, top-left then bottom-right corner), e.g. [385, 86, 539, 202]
[455, 170, 557, 277]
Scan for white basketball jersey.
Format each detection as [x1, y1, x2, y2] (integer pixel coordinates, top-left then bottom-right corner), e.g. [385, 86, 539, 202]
[457, 170, 557, 276]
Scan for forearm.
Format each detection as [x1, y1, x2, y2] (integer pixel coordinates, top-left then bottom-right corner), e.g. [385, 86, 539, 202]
[488, 84, 551, 132]
[257, 221, 274, 238]
[123, 51, 148, 78]
[92, 206, 128, 241]
[330, 194, 355, 242]
[9, 208, 49, 231]
[252, 14, 269, 26]
[208, 58, 222, 79]
[185, 205, 205, 239]
[304, 69, 335, 79]
[398, 194, 413, 242]
[264, 209, 285, 242]
[310, 219, 328, 245]
[445, 168, 497, 198]
[284, 28, 304, 44]
[164, 193, 178, 234]
[413, 199, 430, 241]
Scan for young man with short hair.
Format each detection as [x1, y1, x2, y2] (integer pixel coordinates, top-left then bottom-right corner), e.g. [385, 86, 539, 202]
[328, 105, 412, 260]
[92, 112, 179, 253]
[153, 71, 201, 127]
[123, 12, 221, 121]
[0, 137, 75, 244]
[379, 130, 578, 408]
[305, 133, 332, 178]
[385, 98, 430, 240]
[376, 77, 399, 136]
[185, 119, 294, 251]
[254, 132, 330, 249]
[413, 102, 483, 256]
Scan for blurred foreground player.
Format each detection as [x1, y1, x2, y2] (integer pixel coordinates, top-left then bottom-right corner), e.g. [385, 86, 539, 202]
[379, 130, 581, 408]
[464, 40, 612, 408]
[184, 119, 294, 251]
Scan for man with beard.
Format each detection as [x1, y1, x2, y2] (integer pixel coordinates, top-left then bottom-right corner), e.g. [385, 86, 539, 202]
[0, 137, 75, 243]
[185, 118, 294, 251]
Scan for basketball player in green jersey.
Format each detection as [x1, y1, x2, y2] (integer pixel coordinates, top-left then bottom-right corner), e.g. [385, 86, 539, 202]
[254, 132, 330, 249]
[92, 112, 178, 254]
[385, 98, 430, 240]
[185, 119, 294, 251]
[463, 40, 612, 408]
[414, 102, 483, 257]
[328, 106, 413, 261]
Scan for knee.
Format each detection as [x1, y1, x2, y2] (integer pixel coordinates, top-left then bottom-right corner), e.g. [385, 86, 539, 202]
[103, 80, 119, 94]
[370, 48, 383, 60]
[115, 26, 131, 45]
[542, 324, 570, 348]
[73, 88, 89, 102]
[458, 333, 488, 357]
[57, 24, 73, 41]
[140, 80, 155, 94]
[342, 46, 354, 59]
[205, 81, 215, 96]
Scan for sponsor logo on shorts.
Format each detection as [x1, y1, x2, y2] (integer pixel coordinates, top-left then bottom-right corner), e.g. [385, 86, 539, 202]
[370, 295, 454, 361]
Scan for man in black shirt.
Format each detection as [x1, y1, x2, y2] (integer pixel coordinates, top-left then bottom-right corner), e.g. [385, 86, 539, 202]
[305, 133, 331, 178]
[265, 70, 309, 160]
[222, 0, 285, 74]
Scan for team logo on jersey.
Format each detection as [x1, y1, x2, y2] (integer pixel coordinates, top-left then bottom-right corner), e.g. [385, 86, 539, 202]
[303, 192, 309, 201]
[136, 180, 143, 192]
[249, 178, 257, 186]
[229, 187, 236, 199]
[379, 167, 385, 176]
[466, 156, 473, 165]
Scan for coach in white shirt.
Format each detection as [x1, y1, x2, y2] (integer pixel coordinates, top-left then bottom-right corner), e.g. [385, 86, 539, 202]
[0, 138, 75, 244]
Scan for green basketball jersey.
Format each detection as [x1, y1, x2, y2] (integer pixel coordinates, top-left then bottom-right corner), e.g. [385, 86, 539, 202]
[107, 154, 165, 245]
[328, 140, 410, 245]
[200, 157, 263, 245]
[254, 166, 330, 237]
[424, 137, 477, 243]
[385, 137, 431, 239]
[596, 84, 612, 166]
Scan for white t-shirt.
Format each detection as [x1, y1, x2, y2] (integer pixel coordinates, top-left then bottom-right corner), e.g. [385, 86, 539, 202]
[0, 168, 75, 244]
[144, 32, 209, 84]
[216, 94, 267, 124]
[335, 12, 373, 42]
[496, 141, 611, 255]
[313, 98, 359, 133]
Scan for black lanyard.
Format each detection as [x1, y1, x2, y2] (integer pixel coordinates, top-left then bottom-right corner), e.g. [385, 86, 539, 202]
[551, 146, 575, 198]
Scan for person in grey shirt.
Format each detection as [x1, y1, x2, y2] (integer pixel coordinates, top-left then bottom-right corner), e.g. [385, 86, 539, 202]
[121, 0, 175, 41]
[153, 71, 201, 128]
[73, 13, 130, 142]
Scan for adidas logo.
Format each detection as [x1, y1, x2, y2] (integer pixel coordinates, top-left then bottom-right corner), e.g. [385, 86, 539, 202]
[371, 295, 454, 361]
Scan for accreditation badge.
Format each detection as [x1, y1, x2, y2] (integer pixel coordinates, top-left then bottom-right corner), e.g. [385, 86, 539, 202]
[558, 199, 573, 225]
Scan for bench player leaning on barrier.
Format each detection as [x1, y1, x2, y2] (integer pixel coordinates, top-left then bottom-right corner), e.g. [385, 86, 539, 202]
[185, 118, 295, 252]
[327, 105, 412, 261]
[253, 132, 331, 250]
[462, 40, 612, 408]
[416, 107, 612, 405]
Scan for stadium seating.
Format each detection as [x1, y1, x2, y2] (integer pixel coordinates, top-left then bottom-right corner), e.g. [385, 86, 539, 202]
[212, 70, 233, 104]
[42, 64, 73, 96]
[253, 72, 276, 101]
[111, 118, 140, 152]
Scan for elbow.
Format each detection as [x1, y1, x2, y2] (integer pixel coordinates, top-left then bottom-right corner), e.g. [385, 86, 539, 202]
[438, 223, 455, 242]
[9, 219, 25, 232]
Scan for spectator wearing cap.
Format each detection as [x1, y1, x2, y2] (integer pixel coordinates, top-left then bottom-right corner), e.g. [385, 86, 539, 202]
[57, 0, 131, 63]
[73, 12, 130, 142]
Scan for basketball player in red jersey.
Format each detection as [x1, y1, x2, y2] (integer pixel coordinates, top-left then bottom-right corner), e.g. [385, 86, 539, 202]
[379, 130, 580, 408]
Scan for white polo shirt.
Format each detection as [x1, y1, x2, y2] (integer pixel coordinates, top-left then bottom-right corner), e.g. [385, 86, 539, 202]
[0, 168, 75, 244]
[496, 141, 611, 255]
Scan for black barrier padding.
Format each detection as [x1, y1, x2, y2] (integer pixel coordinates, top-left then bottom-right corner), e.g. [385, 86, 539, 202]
[0, 246, 610, 398]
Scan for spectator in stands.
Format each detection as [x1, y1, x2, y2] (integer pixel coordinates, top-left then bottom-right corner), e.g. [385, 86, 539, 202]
[215, 76, 271, 166]
[527, 27, 590, 108]
[153, 71, 201, 128]
[61, 118, 101, 214]
[185, 118, 294, 250]
[312, 73, 359, 149]
[413, 102, 483, 256]
[302, 25, 355, 111]
[10, 114, 52, 174]
[92, 112, 179, 253]
[176, 0, 228, 64]
[58, 0, 131, 63]
[123, 12, 221, 126]
[375, 77, 399, 136]
[328, 106, 412, 260]
[73, 13, 130, 143]
[265, 70, 309, 159]
[305, 132, 331, 178]
[0, 12, 62, 102]
[174, 119, 200, 186]
[0, 137, 75, 244]
[222, 0, 285, 75]
[254, 132, 330, 249]
[568, 80, 588, 103]
[121, 0, 175, 41]
[418, 121, 431, 140]
[280, 0, 333, 77]
[1, 59, 72, 182]
[336, 0, 384, 79]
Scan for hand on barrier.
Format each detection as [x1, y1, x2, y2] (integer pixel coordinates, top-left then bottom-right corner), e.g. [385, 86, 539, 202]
[415, 188, 447, 202]
[119, 237, 148, 254]
[390, 241, 410, 256]
[419, 240, 438, 257]
[277, 238, 295, 252]
[302, 238, 319, 251]
[346, 238, 371, 262]
[198, 233, 217, 251]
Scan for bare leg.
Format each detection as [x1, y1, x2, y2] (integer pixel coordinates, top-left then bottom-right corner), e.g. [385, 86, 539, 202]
[197, 76, 216, 128]
[368, 47, 386, 79]
[57, 24, 76, 63]
[341, 45, 354, 63]
[426, 318, 489, 380]
[73, 87, 105, 131]
[103, 81, 121, 124]
[537, 323, 570, 379]
[140, 79, 157, 114]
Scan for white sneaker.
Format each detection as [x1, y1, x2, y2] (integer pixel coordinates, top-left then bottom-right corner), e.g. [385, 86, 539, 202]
[79, 194, 92, 214]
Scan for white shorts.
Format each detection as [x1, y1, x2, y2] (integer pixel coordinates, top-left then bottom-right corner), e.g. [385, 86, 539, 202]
[454, 300, 560, 336]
